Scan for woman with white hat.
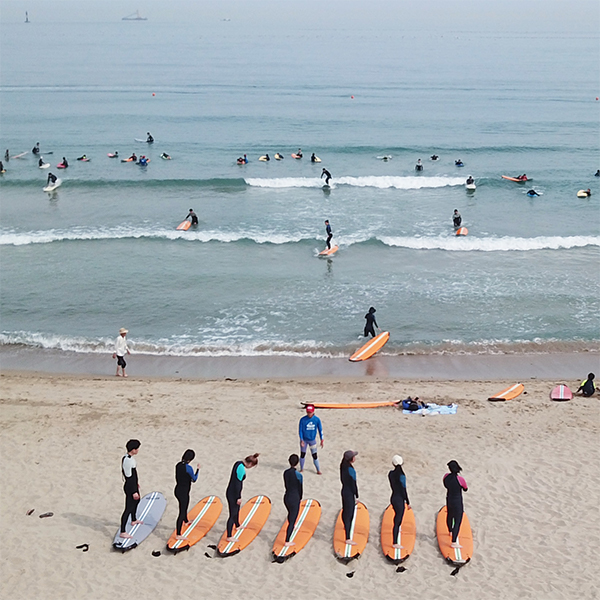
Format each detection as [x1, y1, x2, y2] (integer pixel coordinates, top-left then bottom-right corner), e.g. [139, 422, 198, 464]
[113, 327, 130, 377]
[388, 455, 411, 549]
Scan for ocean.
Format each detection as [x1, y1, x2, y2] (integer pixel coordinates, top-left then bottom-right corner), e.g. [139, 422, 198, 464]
[1, 7, 599, 361]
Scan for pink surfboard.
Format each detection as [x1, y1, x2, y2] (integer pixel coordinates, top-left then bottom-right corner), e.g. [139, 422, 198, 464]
[550, 384, 572, 401]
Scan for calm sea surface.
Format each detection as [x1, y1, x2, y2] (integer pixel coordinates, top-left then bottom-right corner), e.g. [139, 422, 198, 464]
[1, 15, 599, 358]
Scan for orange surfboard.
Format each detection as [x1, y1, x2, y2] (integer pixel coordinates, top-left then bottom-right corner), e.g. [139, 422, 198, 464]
[381, 504, 416, 564]
[318, 245, 338, 257]
[349, 331, 390, 362]
[176, 220, 191, 231]
[455, 227, 468, 236]
[166, 495, 222, 554]
[436, 506, 473, 565]
[302, 401, 398, 409]
[333, 501, 370, 563]
[272, 498, 321, 562]
[217, 495, 271, 557]
[488, 383, 524, 401]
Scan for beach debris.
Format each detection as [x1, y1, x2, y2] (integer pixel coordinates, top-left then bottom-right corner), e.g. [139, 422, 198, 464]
[207, 544, 217, 550]
[26, 509, 35, 516]
[204, 552, 212, 559]
[152, 550, 161, 557]
[346, 571, 355, 578]
[39, 512, 54, 518]
[396, 566, 407, 573]
[76, 544, 89, 552]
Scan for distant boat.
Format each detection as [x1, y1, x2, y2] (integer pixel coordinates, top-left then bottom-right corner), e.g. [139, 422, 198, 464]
[25, 11, 30, 23]
[122, 10, 147, 21]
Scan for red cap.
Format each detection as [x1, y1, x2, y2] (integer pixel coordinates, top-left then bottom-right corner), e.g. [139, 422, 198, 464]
[305, 404, 315, 413]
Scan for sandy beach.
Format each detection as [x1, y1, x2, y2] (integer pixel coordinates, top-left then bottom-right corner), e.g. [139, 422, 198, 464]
[1, 364, 598, 600]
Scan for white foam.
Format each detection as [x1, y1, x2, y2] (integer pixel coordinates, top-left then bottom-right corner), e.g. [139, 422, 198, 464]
[245, 176, 466, 189]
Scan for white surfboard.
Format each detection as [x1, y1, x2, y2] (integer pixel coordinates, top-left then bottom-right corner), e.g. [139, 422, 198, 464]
[113, 491, 167, 552]
[466, 183, 476, 190]
[39, 163, 50, 169]
[43, 178, 62, 192]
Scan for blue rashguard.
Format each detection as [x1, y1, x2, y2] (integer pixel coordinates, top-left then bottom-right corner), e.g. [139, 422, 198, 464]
[299, 415, 323, 443]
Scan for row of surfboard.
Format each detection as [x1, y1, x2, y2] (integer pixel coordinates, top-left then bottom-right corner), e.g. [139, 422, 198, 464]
[113, 493, 473, 567]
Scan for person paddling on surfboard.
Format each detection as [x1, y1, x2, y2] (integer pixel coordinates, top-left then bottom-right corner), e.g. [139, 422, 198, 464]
[283, 454, 303, 547]
[340, 450, 359, 545]
[453, 209, 462, 229]
[119, 439, 143, 539]
[299, 404, 324, 474]
[444, 460, 468, 548]
[128, 152, 137, 162]
[389, 455, 411, 549]
[364, 307, 378, 338]
[47, 172, 58, 186]
[527, 189, 539, 197]
[321, 168, 332, 185]
[174, 449, 200, 540]
[187, 209, 199, 226]
[324, 220, 333, 250]
[225, 453, 259, 542]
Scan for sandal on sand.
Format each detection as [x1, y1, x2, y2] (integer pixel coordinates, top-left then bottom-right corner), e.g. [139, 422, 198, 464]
[39, 512, 54, 518]
[26, 509, 35, 516]
[76, 544, 89, 552]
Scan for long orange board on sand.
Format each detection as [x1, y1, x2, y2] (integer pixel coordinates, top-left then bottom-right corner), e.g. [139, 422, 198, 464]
[381, 504, 416, 564]
[302, 401, 398, 409]
[349, 331, 390, 362]
[488, 383, 524, 401]
[436, 506, 473, 565]
[166, 495, 222, 554]
[333, 501, 369, 563]
[176, 220, 191, 231]
[272, 498, 321, 562]
[318, 245, 338, 256]
[217, 495, 271, 557]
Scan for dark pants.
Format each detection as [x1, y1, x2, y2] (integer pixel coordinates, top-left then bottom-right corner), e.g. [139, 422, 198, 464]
[226, 494, 240, 537]
[391, 497, 405, 544]
[364, 325, 376, 338]
[120, 491, 140, 533]
[175, 488, 190, 535]
[326, 233, 333, 249]
[341, 492, 356, 540]
[117, 355, 126, 368]
[446, 500, 463, 543]
[284, 496, 300, 542]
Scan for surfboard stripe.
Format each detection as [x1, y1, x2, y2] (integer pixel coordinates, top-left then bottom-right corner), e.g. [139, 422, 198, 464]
[488, 383, 524, 401]
[349, 331, 390, 362]
[276, 499, 313, 557]
[172, 495, 217, 549]
[222, 495, 264, 555]
[121, 492, 159, 548]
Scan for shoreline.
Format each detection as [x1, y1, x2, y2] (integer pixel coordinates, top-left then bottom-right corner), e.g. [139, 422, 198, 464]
[1, 346, 597, 380]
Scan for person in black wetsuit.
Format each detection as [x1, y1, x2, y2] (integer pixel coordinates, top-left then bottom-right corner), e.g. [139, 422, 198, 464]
[466, 175, 474, 185]
[38, 157, 44, 167]
[0, 161, 4, 172]
[324, 220, 333, 249]
[47, 172, 57, 185]
[443, 460, 468, 548]
[120, 439, 143, 538]
[32, 142, 40, 155]
[61, 157, 68, 168]
[187, 209, 199, 225]
[340, 450, 359, 544]
[4, 149, 9, 162]
[321, 168, 332, 185]
[283, 454, 303, 546]
[388, 455, 411, 549]
[225, 453, 259, 541]
[174, 449, 200, 540]
[527, 189, 539, 196]
[453, 209, 462, 228]
[595, 170, 600, 177]
[415, 159, 423, 171]
[146, 132, 154, 143]
[576, 372, 596, 397]
[364, 306, 378, 338]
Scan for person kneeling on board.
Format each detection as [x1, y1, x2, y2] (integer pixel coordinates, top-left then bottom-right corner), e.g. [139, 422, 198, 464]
[38, 157, 45, 167]
[340, 450, 359, 545]
[283, 454, 303, 547]
[324, 220, 333, 250]
[444, 460, 468, 548]
[298, 404, 324, 474]
[174, 449, 200, 540]
[187, 209, 199, 226]
[225, 453, 260, 541]
[576, 373, 596, 397]
[364, 306, 378, 338]
[466, 175, 474, 185]
[389, 455, 411, 549]
[453, 209, 462, 228]
[47, 172, 58, 186]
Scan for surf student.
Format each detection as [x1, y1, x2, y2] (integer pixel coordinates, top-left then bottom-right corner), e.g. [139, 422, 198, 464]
[389, 455, 411, 549]
[77, 155, 87, 161]
[39, 157, 44, 167]
[443, 460, 468, 548]
[431, 154, 439, 161]
[415, 159, 423, 171]
[595, 170, 600, 177]
[517, 174, 527, 180]
[324, 220, 333, 250]
[161, 152, 171, 159]
[466, 175, 474, 185]
[585, 188, 592, 196]
[138, 156, 148, 166]
[47, 172, 58, 185]
[298, 404, 324, 474]
[264, 154, 270, 161]
[296, 148, 303, 158]
[225, 453, 259, 541]
[112, 327, 130, 377]
[527, 189, 539, 197]
[174, 449, 200, 540]
[4, 149, 9, 161]
[340, 450, 359, 545]
[0, 161, 4, 173]
[364, 306, 378, 338]
[146, 132, 154, 143]
[32, 142, 40, 154]
[120, 439, 143, 539]
[129, 153, 137, 162]
[455, 159, 464, 166]
[61, 157, 68, 168]
[187, 209, 199, 225]
[453, 209, 462, 228]
[576, 373, 596, 397]
[311, 153, 318, 163]
[321, 168, 332, 185]
[283, 454, 303, 546]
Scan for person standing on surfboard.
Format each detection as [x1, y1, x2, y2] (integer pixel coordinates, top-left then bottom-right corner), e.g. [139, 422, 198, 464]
[186, 209, 199, 226]
[174, 449, 200, 540]
[113, 327, 130, 377]
[119, 439, 143, 539]
[443, 460, 468, 548]
[282, 454, 303, 547]
[388, 455, 411, 549]
[340, 450, 359, 545]
[298, 404, 324, 474]
[321, 168, 332, 185]
[452, 210, 462, 228]
[225, 453, 259, 542]
[324, 220, 333, 250]
[364, 307, 378, 338]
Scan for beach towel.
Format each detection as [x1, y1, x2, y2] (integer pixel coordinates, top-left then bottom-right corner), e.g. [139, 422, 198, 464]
[402, 403, 457, 416]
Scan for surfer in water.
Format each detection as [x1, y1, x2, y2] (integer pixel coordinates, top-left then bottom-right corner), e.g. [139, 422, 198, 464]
[187, 209, 199, 225]
[311, 153, 318, 162]
[128, 153, 137, 162]
[324, 220, 333, 250]
[466, 175, 474, 185]
[444, 460, 468, 548]
[161, 152, 171, 160]
[120, 439, 143, 539]
[225, 453, 259, 541]
[321, 168, 332, 185]
[296, 148, 303, 158]
[4, 149, 9, 162]
[32, 142, 40, 155]
[146, 132, 154, 143]
[298, 404, 324, 474]
[595, 170, 599, 177]
[174, 449, 200, 540]
[389, 455, 411, 549]
[0, 161, 4, 173]
[47, 172, 58, 185]
[60, 157, 68, 168]
[340, 450, 359, 545]
[576, 373, 596, 397]
[283, 454, 303, 547]
[38, 157, 45, 167]
[430, 154, 439, 161]
[364, 306, 378, 338]
[453, 209, 462, 228]
[455, 159, 464, 167]
[527, 189, 539, 197]
[415, 159, 423, 171]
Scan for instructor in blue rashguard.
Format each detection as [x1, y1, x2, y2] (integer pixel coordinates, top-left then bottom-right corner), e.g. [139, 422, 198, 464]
[298, 404, 324, 474]
[225, 453, 260, 541]
[283, 454, 303, 546]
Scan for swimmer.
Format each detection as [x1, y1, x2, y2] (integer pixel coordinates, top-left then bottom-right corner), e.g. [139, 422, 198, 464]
[296, 148, 303, 158]
[455, 159, 464, 166]
[431, 154, 439, 161]
[161, 152, 171, 159]
[299, 404, 324, 474]
[527, 189, 539, 196]
[225, 454, 259, 541]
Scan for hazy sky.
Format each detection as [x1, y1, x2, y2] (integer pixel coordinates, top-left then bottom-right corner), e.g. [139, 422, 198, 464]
[2, 0, 599, 33]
